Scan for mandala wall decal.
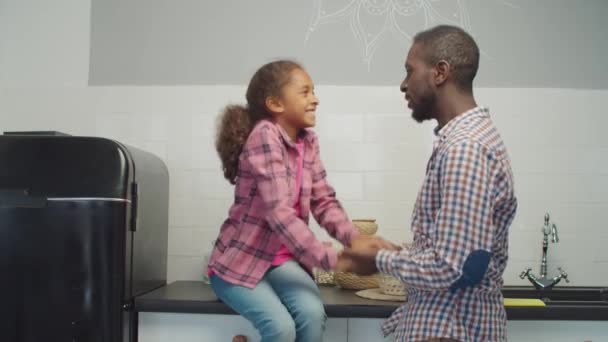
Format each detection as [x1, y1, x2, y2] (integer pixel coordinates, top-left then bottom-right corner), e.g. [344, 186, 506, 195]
[305, 0, 472, 69]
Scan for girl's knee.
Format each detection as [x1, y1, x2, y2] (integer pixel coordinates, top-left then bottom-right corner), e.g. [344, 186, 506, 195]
[260, 317, 296, 341]
[294, 301, 326, 325]
[291, 302, 326, 341]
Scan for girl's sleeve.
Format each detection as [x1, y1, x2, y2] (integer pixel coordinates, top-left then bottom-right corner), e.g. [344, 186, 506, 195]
[308, 133, 359, 247]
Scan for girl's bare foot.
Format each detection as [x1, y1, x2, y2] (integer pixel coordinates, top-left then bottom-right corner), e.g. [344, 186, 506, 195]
[232, 335, 247, 342]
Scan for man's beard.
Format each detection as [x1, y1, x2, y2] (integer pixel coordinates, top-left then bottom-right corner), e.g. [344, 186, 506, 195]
[411, 92, 435, 123]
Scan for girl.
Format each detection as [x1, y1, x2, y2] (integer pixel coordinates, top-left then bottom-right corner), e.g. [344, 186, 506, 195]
[206, 60, 366, 342]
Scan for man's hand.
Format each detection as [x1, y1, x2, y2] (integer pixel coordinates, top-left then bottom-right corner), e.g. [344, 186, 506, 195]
[336, 236, 401, 275]
[336, 250, 378, 275]
[335, 251, 354, 273]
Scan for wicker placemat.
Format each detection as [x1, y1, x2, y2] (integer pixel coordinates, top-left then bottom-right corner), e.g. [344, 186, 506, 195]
[355, 288, 406, 302]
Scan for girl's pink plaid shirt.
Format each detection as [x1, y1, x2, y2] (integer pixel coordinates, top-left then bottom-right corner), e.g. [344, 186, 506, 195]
[208, 119, 359, 288]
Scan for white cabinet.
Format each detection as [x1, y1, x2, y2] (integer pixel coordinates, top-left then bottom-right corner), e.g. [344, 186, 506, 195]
[138, 313, 348, 342]
[347, 318, 393, 342]
[139, 313, 608, 342]
[139, 313, 258, 342]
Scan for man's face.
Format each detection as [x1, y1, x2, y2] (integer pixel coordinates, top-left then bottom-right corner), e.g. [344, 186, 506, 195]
[400, 43, 436, 123]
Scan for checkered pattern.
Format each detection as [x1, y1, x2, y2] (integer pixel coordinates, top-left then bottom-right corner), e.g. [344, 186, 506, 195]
[208, 119, 358, 288]
[376, 107, 517, 342]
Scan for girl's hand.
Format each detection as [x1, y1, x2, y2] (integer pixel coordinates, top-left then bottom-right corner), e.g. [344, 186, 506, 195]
[335, 251, 354, 273]
[338, 248, 378, 275]
[350, 235, 401, 254]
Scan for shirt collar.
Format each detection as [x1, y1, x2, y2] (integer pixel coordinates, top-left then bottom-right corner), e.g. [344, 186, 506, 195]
[266, 119, 314, 148]
[434, 106, 490, 142]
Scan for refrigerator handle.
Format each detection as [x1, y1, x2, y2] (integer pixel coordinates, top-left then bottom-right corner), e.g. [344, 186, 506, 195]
[130, 182, 138, 232]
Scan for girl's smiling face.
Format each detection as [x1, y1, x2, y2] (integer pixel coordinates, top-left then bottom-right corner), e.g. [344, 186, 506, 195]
[272, 68, 320, 140]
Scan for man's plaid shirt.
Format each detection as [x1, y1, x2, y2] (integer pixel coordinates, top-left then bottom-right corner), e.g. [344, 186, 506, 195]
[377, 107, 517, 342]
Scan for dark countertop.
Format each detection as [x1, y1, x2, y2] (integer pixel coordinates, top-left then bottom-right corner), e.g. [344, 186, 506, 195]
[134, 281, 608, 321]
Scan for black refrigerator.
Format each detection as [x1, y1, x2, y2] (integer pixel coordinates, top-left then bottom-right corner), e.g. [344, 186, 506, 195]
[0, 132, 169, 342]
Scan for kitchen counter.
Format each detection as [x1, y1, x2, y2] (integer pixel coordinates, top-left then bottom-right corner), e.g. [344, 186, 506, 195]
[134, 281, 608, 321]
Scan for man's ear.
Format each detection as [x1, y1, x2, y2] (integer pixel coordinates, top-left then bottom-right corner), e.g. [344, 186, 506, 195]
[265, 96, 284, 114]
[433, 60, 450, 86]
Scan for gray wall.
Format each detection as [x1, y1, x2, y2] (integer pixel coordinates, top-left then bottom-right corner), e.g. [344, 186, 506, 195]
[89, 0, 608, 88]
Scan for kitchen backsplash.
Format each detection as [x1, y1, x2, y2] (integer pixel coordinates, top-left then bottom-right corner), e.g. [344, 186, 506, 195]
[1, 85, 606, 286]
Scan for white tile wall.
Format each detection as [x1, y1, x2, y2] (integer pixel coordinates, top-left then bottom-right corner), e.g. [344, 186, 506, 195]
[363, 172, 426, 202]
[1, 86, 607, 286]
[316, 113, 364, 143]
[326, 173, 365, 201]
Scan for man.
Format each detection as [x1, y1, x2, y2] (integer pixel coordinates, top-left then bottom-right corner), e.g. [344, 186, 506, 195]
[337, 25, 518, 342]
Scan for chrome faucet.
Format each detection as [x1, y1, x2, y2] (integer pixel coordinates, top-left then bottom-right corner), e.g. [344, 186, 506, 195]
[519, 213, 570, 290]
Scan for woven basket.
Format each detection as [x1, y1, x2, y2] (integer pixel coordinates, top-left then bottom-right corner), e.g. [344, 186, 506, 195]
[334, 271, 380, 290]
[313, 268, 335, 286]
[379, 274, 406, 296]
[352, 219, 378, 236]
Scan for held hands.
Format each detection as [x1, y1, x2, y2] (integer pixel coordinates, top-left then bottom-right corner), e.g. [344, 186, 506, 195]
[335, 235, 401, 276]
[350, 235, 400, 258]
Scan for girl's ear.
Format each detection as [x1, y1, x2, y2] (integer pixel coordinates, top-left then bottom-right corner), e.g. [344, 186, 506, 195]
[265, 96, 285, 115]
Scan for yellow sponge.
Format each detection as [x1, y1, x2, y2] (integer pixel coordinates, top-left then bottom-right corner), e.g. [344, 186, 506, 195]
[503, 298, 546, 307]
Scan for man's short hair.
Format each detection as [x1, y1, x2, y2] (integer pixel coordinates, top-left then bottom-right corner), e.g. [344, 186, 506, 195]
[413, 25, 480, 92]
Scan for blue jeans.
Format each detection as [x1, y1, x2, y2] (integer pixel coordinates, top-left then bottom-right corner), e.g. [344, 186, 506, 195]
[210, 260, 327, 342]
